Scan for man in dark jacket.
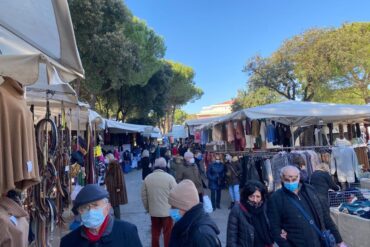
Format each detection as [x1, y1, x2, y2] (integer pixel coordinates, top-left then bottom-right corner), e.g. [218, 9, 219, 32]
[268, 166, 346, 247]
[168, 179, 221, 247]
[60, 184, 142, 247]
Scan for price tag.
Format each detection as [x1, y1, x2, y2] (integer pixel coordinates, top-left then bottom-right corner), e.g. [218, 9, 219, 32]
[27, 161, 33, 173]
[9, 216, 18, 226]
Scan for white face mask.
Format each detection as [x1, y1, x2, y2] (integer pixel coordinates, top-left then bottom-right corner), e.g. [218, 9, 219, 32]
[189, 158, 195, 164]
[215, 160, 220, 163]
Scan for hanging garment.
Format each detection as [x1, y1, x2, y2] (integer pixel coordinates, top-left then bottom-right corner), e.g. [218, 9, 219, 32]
[271, 153, 290, 190]
[194, 131, 201, 144]
[235, 121, 244, 140]
[300, 126, 315, 146]
[251, 120, 260, 138]
[212, 124, 223, 141]
[260, 121, 267, 142]
[354, 146, 369, 171]
[266, 123, 276, 143]
[245, 135, 254, 149]
[355, 123, 361, 138]
[331, 147, 359, 183]
[226, 121, 235, 143]
[334, 138, 351, 146]
[245, 118, 251, 135]
[262, 159, 274, 192]
[347, 124, 353, 140]
[0, 77, 40, 194]
[327, 123, 334, 145]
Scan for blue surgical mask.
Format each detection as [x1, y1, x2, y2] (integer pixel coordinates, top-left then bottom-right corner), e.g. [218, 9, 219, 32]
[284, 181, 299, 192]
[169, 209, 182, 222]
[81, 207, 106, 228]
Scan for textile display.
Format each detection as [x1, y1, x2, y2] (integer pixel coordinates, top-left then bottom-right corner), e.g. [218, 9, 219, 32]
[331, 147, 359, 183]
[0, 77, 40, 194]
[330, 208, 370, 247]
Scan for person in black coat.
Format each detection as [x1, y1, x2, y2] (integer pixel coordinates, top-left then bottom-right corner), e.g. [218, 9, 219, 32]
[141, 149, 152, 180]
[61, 184, 142, 247]
[310, 163, 340, 210]
[168, 180, 221, 247]
[227, 180, 274, 247]
[268, 166, 345, 247]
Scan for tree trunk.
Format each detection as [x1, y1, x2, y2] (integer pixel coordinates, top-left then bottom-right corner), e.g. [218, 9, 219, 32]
[90, 94, 97, 110]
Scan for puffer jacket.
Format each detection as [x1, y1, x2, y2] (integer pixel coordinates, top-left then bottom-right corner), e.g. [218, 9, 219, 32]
[268, 183, 342, 247]
[169, 204, 221, 247]
[226, 204, 255, 247]
[176, 162, 204, 193]
[207, 162, 226, 190]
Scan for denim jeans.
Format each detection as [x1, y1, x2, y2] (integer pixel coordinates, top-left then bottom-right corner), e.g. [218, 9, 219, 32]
[228, 185, 240, 202]
[211, 189, 221, 209]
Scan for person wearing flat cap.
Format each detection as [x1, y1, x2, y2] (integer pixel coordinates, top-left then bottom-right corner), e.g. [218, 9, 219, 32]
[168, 179, 221, 247]
[60, 184, 142, 247]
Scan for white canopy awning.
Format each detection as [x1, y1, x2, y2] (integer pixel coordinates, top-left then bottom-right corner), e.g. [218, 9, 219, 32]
[25, 64, 79, 106]
[167, 125, 188, 139]
[102, 119, 152, 134]
[0, 0, 84, 85]
[243, 101, 370, 126]
[192, 101, 370, 130]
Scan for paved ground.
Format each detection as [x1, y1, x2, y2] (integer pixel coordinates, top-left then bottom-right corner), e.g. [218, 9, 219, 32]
[52, 169, 232, 247]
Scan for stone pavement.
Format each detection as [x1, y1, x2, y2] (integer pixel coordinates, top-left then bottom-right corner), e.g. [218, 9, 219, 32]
[52, 169, 232, 247]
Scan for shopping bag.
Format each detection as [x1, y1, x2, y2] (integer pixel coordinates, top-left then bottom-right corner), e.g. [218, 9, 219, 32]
[203, 195, 213, 213]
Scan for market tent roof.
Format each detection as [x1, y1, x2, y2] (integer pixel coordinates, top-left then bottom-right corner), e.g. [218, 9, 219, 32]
[26, 64, 79, 106]
[185, 116, 229, 127]
[31, 102, 102, 131]
[242, 101, 370, 126]
[0, 0, 84, 85]
[167, 125, 188, 139]
[102, 119, 153, 134]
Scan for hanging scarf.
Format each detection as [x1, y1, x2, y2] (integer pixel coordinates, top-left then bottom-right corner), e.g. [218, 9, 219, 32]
[242, 202, 273, 247]
[83, 215, 109, 242]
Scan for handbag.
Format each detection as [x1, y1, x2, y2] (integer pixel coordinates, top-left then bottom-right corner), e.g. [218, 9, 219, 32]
[202, 195, 213, 213]
[287, 197, 336, 247]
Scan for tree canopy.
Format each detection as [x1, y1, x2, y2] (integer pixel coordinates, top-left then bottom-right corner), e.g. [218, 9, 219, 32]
[69, 0, 203, 130]
[243, 22, 370, 104]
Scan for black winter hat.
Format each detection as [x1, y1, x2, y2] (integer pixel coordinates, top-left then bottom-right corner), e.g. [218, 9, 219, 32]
[72, 184, 109, 214]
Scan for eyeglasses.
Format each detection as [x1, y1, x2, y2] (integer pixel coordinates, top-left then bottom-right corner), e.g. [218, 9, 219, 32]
[78, 201, 107, 214]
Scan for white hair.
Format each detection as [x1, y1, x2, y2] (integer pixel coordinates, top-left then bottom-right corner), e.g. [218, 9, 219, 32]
[280, 165, 300, 178]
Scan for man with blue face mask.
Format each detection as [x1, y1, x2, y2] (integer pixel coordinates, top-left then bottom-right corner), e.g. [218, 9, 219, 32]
[60, 184, 142, 247]
[268, 166, 346, 247]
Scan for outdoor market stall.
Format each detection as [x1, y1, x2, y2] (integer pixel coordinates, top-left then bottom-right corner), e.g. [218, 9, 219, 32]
[0, 1, 85, 246]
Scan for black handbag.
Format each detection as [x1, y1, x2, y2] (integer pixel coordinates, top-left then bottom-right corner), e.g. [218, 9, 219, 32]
[287, 197, 336, 247]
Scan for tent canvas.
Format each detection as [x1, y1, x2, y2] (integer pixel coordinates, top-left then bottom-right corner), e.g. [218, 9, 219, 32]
[102, 119, 153, 134]
[243, 101, 370, 126]
[0, 0, 84, 85]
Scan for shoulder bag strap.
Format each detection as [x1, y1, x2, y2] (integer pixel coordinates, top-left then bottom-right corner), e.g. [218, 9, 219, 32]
[287, 196, 322, 236]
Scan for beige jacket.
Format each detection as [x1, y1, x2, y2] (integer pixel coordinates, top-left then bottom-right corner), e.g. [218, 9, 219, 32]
[141, 169, 177, 217]
[0, 197, 29, 247]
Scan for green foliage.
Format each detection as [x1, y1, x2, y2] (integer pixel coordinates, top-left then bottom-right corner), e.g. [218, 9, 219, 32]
[244, 22, 370, 103]
[173, 109, 189, 125]
[232, 87, 284, 112]
[69, 0, 166, 101]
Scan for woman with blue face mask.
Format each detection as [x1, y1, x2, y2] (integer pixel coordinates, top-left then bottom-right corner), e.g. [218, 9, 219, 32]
[60, 184, 142, 247]
[207, 155, 226, 210]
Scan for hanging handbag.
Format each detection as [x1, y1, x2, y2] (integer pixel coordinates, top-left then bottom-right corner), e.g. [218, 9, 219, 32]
[287, 197, 336, 247]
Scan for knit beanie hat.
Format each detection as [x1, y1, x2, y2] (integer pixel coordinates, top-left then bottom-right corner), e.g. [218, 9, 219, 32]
[168, 179, 199, 211]
[154, 157, 167, 168]
[184, 151, 194, 161]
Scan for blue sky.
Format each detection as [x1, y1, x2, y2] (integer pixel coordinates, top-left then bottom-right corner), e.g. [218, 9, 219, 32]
[125, 0, 370, 114]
